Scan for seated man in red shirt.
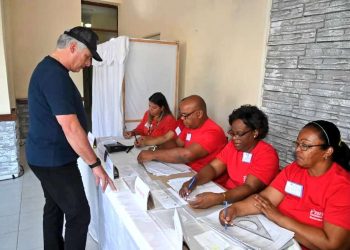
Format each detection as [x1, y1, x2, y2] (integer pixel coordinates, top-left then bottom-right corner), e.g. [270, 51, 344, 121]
[137, 95, 228, 185]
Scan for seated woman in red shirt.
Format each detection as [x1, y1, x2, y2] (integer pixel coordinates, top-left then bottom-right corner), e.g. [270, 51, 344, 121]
[179, 105, 279, 209]
[134, 119, 184, 149]
[124, 92, 176, 148]
[220, 120, 350, 250]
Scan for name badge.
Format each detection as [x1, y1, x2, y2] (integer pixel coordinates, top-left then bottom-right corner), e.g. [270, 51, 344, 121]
[242, 152, 252, 163]
[186, 133, 192, 141]
[285, 181, 303, 198]
[175, 126, 181, 136]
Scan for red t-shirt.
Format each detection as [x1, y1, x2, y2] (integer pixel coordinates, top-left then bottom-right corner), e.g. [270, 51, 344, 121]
[173, 119, 185, 138]
[179, 118, 227, 175]
[271, 162, 350, 230]
[216, 140, 279, 189]
[134, 111, 177, 137]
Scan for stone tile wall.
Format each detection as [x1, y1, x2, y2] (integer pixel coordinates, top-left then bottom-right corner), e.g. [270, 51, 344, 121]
[262, 0, 350, 167]
[0, 120, 20, 180]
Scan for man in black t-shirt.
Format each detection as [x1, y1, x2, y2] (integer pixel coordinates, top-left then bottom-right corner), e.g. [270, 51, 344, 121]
[26, 27, 116, 250]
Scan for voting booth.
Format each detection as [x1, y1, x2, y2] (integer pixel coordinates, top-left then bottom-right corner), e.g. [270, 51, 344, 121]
[92, 37, 179, 138]
[88, 36, 179, 242]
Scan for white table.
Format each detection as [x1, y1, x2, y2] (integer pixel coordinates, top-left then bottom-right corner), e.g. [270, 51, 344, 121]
[78, 137, 300, 250]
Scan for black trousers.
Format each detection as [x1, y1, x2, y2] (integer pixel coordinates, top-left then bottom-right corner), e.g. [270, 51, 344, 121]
[29, 161, 91, 250]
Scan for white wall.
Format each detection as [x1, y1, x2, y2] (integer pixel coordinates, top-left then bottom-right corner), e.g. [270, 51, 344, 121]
[0, 0, 10, 114]
[118, 0, 271, 129]
[3, 0, 82, 104]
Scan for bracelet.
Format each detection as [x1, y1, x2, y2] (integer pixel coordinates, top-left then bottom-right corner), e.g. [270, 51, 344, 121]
[222, 192, 226, 202]
[89, 158, 101, 169]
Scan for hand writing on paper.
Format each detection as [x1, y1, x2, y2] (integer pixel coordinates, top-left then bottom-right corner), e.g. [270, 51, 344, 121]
[219, 204, 236, 227]
[134, 136, 145, 148]
[179, 176, 196, 198]
[188, 192, 221, 209]
[253, 195, 283, 223]
[137, 150, 154, 164]
[92, 166, 117, 192]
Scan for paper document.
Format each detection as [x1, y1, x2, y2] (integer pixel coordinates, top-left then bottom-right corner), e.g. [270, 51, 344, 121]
[200, 210, 294, 250]
[167, 177, 225, 202]
[143, 161, 191, 176]
[193, 231, 231, 250]
[152, 189, 186, 209]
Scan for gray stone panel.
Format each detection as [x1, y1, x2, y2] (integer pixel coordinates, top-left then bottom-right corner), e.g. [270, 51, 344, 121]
[263, 0, 350, 167]
[0, 120, 20, 180]
[305, 0, 350, 16]
[267, 44, 306, 57]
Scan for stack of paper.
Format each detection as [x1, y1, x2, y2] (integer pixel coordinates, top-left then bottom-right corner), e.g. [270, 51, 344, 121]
[167, 177, 225, 205]
[143, 161, 191, 176]
[199, 210, 295, 250]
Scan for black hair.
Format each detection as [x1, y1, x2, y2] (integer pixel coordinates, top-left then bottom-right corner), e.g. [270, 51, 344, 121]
[148, 92, 172, 116]
[304, 120, 350, 171]
[228, 105, 269, 139]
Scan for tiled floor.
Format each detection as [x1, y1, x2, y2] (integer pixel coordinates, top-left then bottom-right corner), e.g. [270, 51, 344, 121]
[0, 146, 99, 250]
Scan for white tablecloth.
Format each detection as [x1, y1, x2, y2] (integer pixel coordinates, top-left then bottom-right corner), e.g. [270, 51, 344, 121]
[78, 138, 300, 250]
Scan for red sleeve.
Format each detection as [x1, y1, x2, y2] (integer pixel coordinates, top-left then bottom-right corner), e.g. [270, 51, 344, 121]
[173, 119, 185, 138]
[216, 143, 232, 164]
[194, 129, 226, 154]
[324, 178, 350, 229]
[134, 111, 149, 135]
[178, 126, 187, 143]
[270, 163, 294, 194]
[247, 143, 279, 185]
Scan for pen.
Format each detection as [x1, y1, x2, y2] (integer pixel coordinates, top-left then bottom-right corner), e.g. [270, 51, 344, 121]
[133, 133, 138, 143]
[187, 176, 196, 195]
[126, 145, 134, 153]
[224, 200, 228, 230]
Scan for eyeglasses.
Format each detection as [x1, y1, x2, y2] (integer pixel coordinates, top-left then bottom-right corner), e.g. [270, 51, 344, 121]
[227, 129, 252, 138]
[293, 141, 326, 151]
[180, 110, 198, 120]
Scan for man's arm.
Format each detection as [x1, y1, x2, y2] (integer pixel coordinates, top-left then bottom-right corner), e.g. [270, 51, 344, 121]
[56, 114, 116, 191]
[137, 142, 208, 164]
[135, 130, 175, 147]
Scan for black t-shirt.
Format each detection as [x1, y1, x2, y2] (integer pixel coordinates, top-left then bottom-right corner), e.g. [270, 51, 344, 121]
[26, 56, 87, 167]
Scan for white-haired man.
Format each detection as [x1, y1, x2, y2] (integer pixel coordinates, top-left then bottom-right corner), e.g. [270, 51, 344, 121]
[26, 26, 116, 250]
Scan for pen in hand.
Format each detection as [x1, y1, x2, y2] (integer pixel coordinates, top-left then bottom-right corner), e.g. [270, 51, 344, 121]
[224, 200, 228, 230]
[133, 133, 138, 143]
[186, 176, 196, 199]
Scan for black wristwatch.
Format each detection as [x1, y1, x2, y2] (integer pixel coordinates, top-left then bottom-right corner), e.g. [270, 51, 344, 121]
[89, 158, 101, 169]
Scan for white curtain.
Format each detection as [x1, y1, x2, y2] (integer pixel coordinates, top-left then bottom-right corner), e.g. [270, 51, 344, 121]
[92, 36, 129, 137]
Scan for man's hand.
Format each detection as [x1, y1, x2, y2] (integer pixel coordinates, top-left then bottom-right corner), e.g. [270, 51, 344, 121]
[92, 166, 117, 192]
[137, 150, 155, 164]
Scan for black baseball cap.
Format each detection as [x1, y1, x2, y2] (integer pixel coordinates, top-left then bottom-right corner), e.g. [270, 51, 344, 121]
[64, 26, 102, 62]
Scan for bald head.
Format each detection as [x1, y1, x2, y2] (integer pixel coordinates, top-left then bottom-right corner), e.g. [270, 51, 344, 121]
[181, 95, 207, 114]
[179, 95, 208, 129]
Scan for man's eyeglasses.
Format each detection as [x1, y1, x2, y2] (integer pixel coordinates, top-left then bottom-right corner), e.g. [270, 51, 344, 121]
[180, 110, 197, 120]
[227, 129, 252, 138]
[293, 141, 326, 151]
